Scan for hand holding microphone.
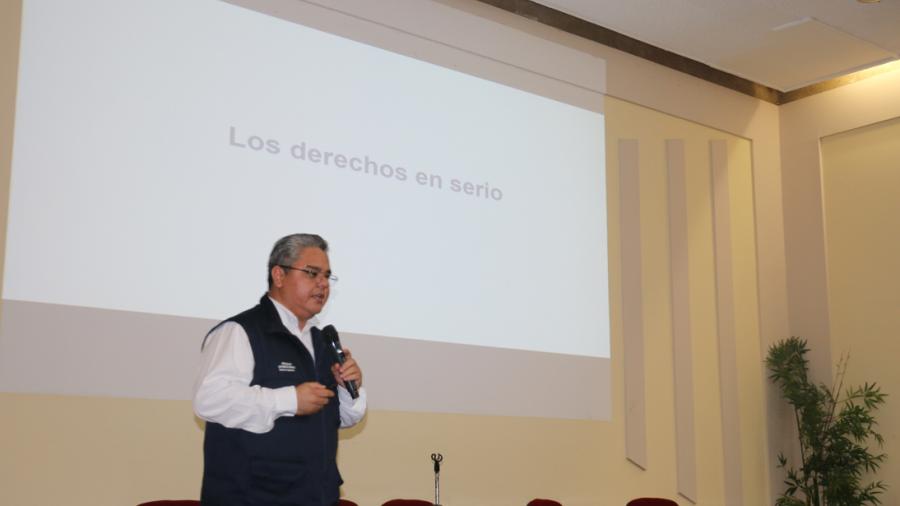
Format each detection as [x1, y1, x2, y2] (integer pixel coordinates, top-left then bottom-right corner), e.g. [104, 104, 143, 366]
[322, 325, 361, 399]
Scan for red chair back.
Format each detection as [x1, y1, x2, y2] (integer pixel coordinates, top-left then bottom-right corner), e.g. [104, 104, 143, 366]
[626, 498, 678, 506]
[382, 500, 433, 506]
[338, 500, 360, 506]
[528, 499, 563, 506]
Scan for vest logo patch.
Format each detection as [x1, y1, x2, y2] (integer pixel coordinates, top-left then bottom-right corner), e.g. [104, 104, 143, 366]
[277, 361, 296, 373]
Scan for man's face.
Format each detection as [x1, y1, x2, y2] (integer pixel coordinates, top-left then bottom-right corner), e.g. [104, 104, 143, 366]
[269, 247, 331, 327]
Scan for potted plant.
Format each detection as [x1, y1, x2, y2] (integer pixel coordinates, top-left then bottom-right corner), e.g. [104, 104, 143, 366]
[766, 336, 887, 505]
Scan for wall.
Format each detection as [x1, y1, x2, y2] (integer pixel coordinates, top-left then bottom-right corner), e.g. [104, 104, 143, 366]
[818, 117, 900, 503]
[0, 100, 766, 505]
[606, 98, 766, 505]
[0, 0, 789, 504]
[780, 66, 900, 383]
[778, 67, 900, 505]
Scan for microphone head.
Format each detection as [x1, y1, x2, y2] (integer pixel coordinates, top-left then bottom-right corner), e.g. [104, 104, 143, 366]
[321, 324, 337, 341]
[322, 325, 345, 362]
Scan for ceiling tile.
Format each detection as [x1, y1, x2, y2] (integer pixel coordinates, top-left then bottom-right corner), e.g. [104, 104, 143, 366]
[713, 17, 895, 90]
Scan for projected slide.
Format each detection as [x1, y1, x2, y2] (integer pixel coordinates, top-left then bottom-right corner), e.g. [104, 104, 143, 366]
[2, 0, 609, 419]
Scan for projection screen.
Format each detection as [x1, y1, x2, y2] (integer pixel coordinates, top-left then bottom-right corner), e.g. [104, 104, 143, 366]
[1, 0, 610, 420]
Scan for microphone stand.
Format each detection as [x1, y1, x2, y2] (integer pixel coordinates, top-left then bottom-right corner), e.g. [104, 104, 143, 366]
[431, 453, 443, 506]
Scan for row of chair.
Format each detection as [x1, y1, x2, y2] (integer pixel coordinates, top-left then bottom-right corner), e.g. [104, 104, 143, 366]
[139, 497, 676, 505]
[377, 499, 676, 505]
[376, 500, 676, 505]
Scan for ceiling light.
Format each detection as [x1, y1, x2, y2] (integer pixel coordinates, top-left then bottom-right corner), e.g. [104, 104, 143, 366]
[857, 0, 881, 4]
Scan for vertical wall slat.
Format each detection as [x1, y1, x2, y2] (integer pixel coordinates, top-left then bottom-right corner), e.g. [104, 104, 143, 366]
[666, 139, 698, 503]
[619, 138, 647, 469]
[710, 139, 744, 505]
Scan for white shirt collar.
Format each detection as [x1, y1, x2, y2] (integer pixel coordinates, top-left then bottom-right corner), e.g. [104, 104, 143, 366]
[268, 296, 319, 334]
[268, 296, 318, 358]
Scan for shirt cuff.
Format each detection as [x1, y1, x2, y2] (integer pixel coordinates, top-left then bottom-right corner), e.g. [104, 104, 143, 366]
[337, 384, 364, 404]
[274, 385, 297, 418]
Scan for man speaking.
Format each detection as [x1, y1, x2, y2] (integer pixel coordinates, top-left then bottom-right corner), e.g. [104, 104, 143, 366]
[193, 233, 366, 505]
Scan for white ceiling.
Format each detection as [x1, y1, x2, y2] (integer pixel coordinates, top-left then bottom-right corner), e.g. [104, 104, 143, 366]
[533, 0, 900, 91]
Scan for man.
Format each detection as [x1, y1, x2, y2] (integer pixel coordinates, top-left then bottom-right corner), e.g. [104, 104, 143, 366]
[193, 233, 366, 505]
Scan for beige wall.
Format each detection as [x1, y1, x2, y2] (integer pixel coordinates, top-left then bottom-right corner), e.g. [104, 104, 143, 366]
[0, 96, 765, 505]
[606, 98, 766, 505]
[780, 66, 900, 383]
[23, 0, 900, 504]
[778, 66, 900, 506]
[818, 117, 900, 504]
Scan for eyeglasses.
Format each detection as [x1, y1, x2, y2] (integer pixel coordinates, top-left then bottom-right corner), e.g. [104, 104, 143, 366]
[279, 265, 339, 284]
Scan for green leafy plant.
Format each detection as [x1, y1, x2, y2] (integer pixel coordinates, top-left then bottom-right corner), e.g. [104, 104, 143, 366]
[766, 337, 887, 505]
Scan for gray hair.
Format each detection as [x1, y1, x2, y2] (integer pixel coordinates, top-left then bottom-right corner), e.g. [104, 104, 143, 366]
[267, 233, 329, 287]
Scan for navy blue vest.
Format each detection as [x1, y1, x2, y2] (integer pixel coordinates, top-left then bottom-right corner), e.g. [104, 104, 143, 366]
[201, 295, 342, 506]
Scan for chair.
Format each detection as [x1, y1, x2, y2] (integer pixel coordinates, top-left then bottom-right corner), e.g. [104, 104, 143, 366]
[137, 502, 200, 506]
[338, 500, 360, 506]
[381, 500, 433, 506]
[528, 499, 563, 506]
[626, 498, 678, 506]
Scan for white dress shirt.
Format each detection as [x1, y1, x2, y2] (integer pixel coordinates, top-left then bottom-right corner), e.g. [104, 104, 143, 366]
[193, 296, 367, 434]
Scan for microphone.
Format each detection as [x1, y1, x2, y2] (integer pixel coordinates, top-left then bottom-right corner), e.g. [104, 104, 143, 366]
[322, 325, 359, 399]
[431, 453, 443, 506]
